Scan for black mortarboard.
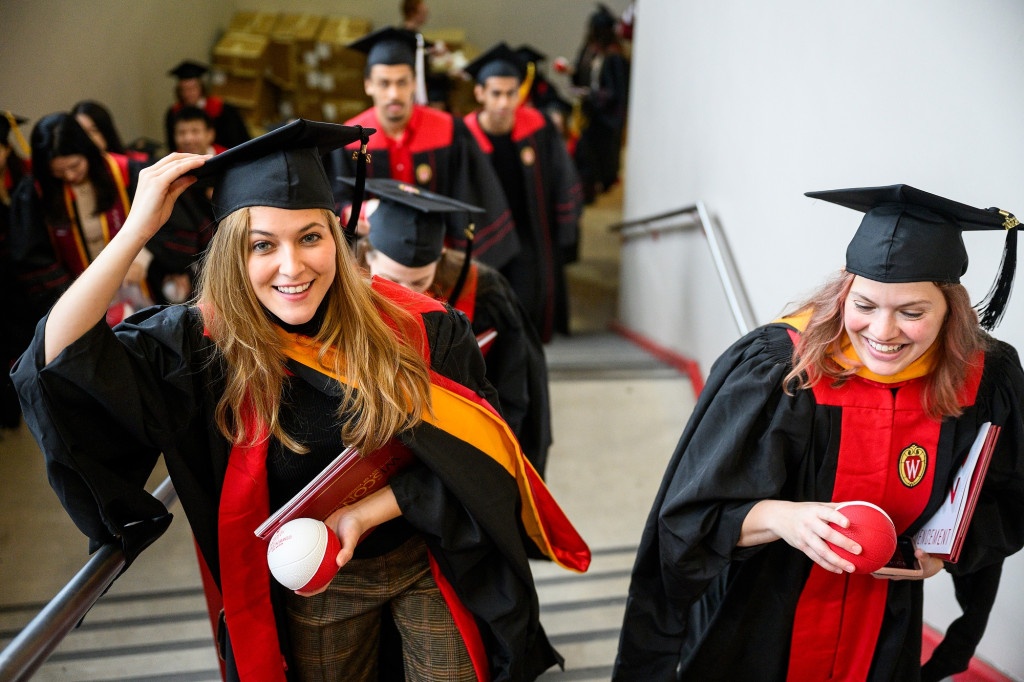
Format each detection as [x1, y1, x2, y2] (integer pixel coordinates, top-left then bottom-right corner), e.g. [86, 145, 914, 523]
[515, 45, 547, 65]
[168, 60, 209, 80]
[806, 183, 1020, 329]
[347, 27, 419, 69]
[358, 178, 483, 267]
[464, 42, 526, 84]
[189, 119, 374, 228]
[590, 4, 617, 30]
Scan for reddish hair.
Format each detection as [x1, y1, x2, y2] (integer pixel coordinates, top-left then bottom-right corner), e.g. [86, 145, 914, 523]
[784, 270, 988, 419]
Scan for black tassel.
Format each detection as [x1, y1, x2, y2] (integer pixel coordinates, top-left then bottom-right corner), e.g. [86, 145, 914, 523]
[344, 126, 371, 246]
[448, 223, 476, 304]
[976, 217, 1018, 330]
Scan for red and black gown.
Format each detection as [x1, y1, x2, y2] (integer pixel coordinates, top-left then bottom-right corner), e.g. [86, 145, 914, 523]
[614, 314, 1024, 681]
[13, 278, 589, 682]
[326, 105, 518, 269]
[464, 107, 582, 341]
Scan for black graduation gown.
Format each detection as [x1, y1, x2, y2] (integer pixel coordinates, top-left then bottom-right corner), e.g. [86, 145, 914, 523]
[12, 284, 589, 681]
[451, 262, 553, 477]
[614, 322, 1024, 681]
[572, 46, 629, 195]
[326, 105, 519, 269]
[464, 108, 583, 341]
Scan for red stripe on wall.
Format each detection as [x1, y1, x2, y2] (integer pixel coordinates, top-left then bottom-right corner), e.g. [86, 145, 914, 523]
[607, 321, 705, 397]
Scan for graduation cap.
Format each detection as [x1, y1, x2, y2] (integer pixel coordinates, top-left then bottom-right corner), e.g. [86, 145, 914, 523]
[589, 3, 618, 31]
[347, 27, 419, 69]
[353, 178, 483, 301]
[168, 60, 209, 80]
[806, 183, 1020, 330]
[464, 42, 526, 84]
[515, 45, 547, 65]
[188, 118, 375, 241]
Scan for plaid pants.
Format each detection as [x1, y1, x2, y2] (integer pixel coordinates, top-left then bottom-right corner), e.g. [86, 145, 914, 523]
[284, 535, 476, 681]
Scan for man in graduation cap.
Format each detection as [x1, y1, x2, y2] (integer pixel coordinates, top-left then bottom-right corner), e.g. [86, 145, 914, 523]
[614, 185, 1024, 681]
[515, 44, 573, 136]
[463, 43, 583, 342]
[355, 177, 553, 476]
[325, 27, 520, 270]
[13, 119, 589, 681]
[164, 60, 250, 152]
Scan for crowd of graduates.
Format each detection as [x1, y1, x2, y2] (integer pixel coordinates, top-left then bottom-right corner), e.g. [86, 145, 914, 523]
[1, 3, 634, 458]
[7, 3, 1024, 682]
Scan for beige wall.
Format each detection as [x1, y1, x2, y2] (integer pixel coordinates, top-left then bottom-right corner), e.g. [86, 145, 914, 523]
[0, 0, 629, 149]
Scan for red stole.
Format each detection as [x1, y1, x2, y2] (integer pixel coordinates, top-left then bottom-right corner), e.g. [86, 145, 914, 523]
[49, 153, 130, 276]
[784, 328, 983, 680]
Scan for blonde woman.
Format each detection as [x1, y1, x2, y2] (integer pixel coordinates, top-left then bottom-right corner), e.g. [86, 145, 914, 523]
[14, 120, 589, 681]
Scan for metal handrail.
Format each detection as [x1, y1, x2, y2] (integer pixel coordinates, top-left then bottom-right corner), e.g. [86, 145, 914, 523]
[609, 201, 757, 335]
[0, 477, 178, 682]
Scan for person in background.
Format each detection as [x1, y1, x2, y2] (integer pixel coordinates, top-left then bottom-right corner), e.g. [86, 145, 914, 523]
[145, 106, 221, 304]
[356, 177, 553, 476]
[463, 43, 583, 342]
[163, 60, 250, 152]
[9, 113, 150, 323]
[1, 111, 34, 428]
[325, 27, 518, 270]
[71, 100, 150, 162]
[171, 106, 224, 156]
[614, 185, 1024, 681]
[570, 3, 630, 204]
[12, 119, 589, 680]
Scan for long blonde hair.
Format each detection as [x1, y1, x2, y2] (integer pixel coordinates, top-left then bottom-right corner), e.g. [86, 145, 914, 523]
[784, 270, 988, 420]
[197, 208, 432, 454]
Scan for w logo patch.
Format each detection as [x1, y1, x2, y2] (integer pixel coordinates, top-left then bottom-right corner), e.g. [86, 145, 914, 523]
[898, 443, 928, 487]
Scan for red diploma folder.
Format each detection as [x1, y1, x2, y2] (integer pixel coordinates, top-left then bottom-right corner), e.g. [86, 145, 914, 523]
[913, 422, 1001, 562]
[254, 443, 415, 540]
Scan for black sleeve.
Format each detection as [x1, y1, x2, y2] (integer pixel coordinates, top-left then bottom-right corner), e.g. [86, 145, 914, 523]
[214, 104, 251, 149]
[617, 325, 817, 678]
[473, 267, 552, 475]
[11, 306, 212, 562]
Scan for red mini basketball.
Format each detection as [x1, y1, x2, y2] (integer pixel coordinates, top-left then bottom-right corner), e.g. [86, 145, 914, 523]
[826, 501, 898, 574]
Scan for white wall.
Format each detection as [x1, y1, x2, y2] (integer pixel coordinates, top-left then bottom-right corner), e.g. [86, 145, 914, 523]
[621, 0, 1024, 676]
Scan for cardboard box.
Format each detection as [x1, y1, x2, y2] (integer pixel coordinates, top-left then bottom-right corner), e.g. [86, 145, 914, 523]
[316, 16, 372, 71]
[210, 69, 264, 109]
[268, 14, 324, 89]
[319, 97, 370, 124]
[229, 11, 278, 36]
[212, 31, 269, 78]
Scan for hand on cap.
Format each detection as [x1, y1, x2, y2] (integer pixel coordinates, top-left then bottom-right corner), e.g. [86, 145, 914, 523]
[128, 153, 208, 240]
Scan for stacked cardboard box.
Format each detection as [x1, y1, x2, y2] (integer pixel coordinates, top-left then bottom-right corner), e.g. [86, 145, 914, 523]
[208, 12, 375, 130]
[267, 14, 324, 91]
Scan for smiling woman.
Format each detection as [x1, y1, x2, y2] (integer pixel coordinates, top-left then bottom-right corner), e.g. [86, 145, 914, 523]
[13, 118, 589, 682]
[615, 184, 1024, 681]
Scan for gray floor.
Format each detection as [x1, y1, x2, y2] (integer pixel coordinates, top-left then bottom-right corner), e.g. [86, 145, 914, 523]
[0, 185, 699, 680]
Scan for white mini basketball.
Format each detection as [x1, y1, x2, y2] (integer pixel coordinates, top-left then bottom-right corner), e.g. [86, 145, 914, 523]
[266, 518, 340, 591]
